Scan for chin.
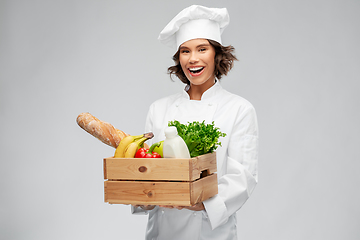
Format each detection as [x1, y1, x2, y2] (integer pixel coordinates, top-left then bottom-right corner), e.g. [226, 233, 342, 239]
[188, 77, 214, 86]
[190, 81, 207, 86]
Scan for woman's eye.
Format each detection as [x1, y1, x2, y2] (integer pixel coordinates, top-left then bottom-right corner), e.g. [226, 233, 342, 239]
[181, 50, 190, 53]
[199, 48, 207, 52]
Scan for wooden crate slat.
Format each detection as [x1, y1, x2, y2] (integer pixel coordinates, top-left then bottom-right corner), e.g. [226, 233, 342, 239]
[190, 174, 218, 205]
[104, 158, 191, 181]
[105, 180, 191, 206]
[104, 152, 216, 182]
[189, 153, 217, 181]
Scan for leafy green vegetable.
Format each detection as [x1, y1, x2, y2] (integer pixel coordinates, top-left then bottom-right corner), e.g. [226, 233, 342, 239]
[168, 120, 226, 158]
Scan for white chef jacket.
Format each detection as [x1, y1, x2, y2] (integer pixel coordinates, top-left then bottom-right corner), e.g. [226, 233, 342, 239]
[132, 81, 259, 240]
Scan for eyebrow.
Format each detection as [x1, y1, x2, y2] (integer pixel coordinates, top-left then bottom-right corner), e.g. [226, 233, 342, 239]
[179, 43, 211, 50]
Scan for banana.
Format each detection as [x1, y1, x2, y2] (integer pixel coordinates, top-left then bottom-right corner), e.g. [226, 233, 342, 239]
[114, 134, 142, 158]
[114, 134, 143, 158]
[114, 132, 154, 158]
[124, 137, 148, 158]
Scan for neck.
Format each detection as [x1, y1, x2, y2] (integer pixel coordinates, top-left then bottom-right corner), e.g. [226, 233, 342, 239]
[187, 79, 216, 100]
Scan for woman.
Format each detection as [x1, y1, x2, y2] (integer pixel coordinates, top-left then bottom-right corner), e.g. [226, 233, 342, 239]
[132, 5, 259, 240]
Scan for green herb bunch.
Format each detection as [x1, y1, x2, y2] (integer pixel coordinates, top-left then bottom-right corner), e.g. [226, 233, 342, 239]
[168, 120, 226, 158]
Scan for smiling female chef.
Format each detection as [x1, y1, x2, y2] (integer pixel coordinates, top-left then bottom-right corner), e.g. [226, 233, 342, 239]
[132, 5, 259, 240]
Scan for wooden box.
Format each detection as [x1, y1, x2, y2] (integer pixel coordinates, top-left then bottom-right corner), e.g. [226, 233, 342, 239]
[103, 152, 218, 206]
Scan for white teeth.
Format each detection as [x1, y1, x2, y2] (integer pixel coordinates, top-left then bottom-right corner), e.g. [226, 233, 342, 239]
[189, 67, 204, 72]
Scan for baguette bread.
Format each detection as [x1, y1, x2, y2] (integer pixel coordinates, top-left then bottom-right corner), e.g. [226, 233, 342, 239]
[76, 112, 129, 148]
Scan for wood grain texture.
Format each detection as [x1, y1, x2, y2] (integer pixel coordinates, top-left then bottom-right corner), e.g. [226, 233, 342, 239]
[190, 174, 218, 205]
[189, 152, 217, 181]
[104, 180, 191, 206]
[104, 174, 218, 206]
[104, 158, 190, 181]
[104, 152, 217, 181]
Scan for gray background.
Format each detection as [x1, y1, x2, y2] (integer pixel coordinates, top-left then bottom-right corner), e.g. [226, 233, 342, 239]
[1, 0, 359, 239]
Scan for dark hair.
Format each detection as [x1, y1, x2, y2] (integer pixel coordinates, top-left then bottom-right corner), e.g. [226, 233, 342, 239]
[167, 39, 238, 84]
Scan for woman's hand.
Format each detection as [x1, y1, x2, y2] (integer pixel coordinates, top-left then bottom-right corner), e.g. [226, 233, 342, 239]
[159, 202, 205, 211]
[182, 202, 205, 211]
[134, 205, 156, 211]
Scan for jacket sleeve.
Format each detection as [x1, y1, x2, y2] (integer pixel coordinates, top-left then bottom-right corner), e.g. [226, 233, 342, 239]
[203, 106, 259, 230]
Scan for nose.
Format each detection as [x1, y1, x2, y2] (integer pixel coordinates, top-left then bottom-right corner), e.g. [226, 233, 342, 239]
[189, 52, 199, 64]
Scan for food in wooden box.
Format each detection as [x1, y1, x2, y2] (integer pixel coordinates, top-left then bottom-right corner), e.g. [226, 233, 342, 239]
[103, 152, 218, 206]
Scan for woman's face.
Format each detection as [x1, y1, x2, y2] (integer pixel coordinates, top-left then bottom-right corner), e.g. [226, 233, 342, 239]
[179, 38, 216, 87]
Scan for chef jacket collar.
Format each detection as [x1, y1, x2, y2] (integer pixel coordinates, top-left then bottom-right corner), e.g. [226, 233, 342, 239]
[182, 81, 222, 101]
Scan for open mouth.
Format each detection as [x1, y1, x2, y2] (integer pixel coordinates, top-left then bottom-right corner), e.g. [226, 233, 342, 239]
[188, 67, 205, 76]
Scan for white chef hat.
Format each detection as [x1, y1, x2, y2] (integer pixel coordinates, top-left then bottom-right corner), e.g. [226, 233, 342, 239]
[158, 5, 230, 49]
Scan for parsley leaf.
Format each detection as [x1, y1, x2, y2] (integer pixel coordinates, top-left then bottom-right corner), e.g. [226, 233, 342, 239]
[168, 120, 226, 158]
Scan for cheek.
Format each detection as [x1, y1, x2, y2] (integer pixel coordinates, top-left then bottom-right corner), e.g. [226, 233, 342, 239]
[179, 57, 188, 73]
[207, 58, 216, 73]
[180, 64, 188, 74]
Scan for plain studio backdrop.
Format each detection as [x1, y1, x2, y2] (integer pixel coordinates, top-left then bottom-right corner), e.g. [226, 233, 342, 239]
[1, 0, 359, 239]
